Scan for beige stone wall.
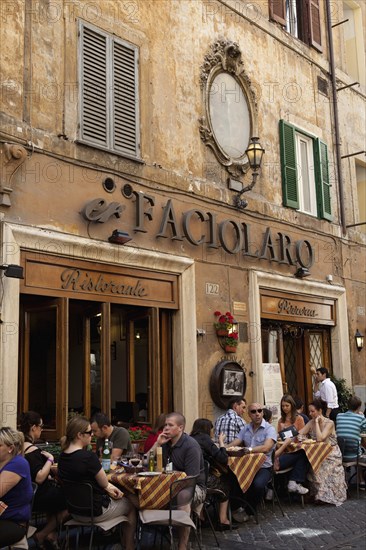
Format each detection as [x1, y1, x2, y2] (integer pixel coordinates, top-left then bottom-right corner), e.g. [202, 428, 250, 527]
[1, 0, 365, 419]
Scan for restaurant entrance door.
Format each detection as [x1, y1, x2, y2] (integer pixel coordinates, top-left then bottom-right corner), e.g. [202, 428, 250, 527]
[19, 295, 173, 440]
[261, 323, 332, 409]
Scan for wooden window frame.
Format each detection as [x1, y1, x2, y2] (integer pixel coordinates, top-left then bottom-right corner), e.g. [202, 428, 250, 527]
[279, 119, 332, 220]
[269, 0, 322, 52]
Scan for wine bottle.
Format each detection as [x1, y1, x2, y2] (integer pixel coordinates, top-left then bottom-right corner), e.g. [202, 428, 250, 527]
[148, 451, 155, 472]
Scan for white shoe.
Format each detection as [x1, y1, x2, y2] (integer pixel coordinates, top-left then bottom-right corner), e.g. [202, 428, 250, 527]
[232, 507, 250, 523]
[265, 488, 274, 501]
[288, 481, 309, 495]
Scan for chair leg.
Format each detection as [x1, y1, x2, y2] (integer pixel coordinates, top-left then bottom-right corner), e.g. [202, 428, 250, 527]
[202, 504, 220, 548]
[272, 485, 285, 517]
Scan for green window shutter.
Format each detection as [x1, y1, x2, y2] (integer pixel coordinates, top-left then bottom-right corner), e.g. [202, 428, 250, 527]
[80, 25, 108, 148]
[314, 139, 332, 220]
[279, 120, 299, 209]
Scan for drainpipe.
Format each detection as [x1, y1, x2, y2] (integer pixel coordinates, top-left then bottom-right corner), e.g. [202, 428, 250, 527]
[325, 0, 347, 236]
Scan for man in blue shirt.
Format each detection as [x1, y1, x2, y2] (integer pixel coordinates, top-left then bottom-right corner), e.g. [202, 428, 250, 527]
[230, 403, 277, 517]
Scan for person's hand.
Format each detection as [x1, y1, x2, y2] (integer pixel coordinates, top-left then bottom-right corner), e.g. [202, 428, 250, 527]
[315, 416, 320, 424]
[242, 447, 251, 454]
[218, 433, 226, 447]
[106, 483, 123, 499]
[41, 451, 54, 462]
[157, 433, 171, 445]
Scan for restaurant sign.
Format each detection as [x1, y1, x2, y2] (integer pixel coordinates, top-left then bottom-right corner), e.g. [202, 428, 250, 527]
[260, 291, 335, 325]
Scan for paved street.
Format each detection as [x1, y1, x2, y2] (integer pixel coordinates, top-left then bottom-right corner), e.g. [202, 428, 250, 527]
[26, 487, 365, 549]
[198, 489, 366, 550]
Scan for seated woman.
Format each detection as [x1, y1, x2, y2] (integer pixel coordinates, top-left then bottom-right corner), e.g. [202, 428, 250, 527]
[277, 395, 305, 433]
[0, 426, 33, 548]
[58, 416, 136, 550]
[20, 411, 68, 549]
[190, 418, 238, 530]
[298, 398, 347, 506]
[144, 413, 166, 453]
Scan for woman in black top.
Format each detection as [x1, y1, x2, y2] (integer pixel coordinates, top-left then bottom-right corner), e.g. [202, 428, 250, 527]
[20, 411, 68, 549]
[190, 418, 237, 530]
[58, 416, 136, 550]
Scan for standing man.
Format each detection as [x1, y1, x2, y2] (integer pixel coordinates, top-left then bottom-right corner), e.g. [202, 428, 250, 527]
[214, 397, 246, 443]
[314, 368, 339, 420]
[152, 412, 206, 550]
[91, 412, 132, 461]
[230, 403, 277, 519]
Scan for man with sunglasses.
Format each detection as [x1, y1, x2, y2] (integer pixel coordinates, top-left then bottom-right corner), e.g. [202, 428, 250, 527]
[229, 403, 277, 520]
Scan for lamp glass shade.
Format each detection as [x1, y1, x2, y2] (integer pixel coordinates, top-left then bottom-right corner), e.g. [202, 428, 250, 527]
[355, 329, 364, 351]
[246, 137, 265, 171]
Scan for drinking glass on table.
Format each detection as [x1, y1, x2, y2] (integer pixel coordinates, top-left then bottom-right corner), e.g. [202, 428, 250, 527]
[129, 454, 142, 473]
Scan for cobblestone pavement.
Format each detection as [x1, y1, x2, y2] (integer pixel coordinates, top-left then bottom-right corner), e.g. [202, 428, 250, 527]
[26, 488, 365, 549]
[199, 489, 366, 550]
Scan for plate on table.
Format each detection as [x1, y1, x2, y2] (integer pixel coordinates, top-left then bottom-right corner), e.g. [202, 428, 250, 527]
[227, 446, 246, 457]
[137, 471, 161, 477]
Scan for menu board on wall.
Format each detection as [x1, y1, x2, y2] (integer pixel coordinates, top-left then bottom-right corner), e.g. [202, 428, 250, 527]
[262, 363, 283, 425]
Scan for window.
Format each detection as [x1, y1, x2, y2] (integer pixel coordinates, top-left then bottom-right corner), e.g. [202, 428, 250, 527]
[269, 0, 322, 51]
[342, 1, 366, 87]
[78, 21, 140, 158]
[279, 120, 332, 220]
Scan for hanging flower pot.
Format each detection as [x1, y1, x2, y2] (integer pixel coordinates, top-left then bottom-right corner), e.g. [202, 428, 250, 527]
[216, 328, 229, 337]
[224, 345, 237, 353]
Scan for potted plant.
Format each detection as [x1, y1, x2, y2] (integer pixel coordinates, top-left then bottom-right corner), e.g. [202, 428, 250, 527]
[223, 331, 239, 353]
[128, 424, 152, 453]
[214, 311, 234, 336]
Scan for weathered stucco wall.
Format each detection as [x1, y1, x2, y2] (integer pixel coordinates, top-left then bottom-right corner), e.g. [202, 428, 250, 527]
[1, 0, 365, 416]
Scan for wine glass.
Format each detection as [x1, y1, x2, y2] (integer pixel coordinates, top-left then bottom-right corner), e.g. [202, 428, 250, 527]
[129, 454, 142, 474]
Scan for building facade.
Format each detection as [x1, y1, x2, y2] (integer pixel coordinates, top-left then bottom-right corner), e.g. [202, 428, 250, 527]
[0, 0, 365, 438]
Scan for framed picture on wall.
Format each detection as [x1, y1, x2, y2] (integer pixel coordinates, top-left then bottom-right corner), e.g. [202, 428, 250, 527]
[222, 369, 244, 397]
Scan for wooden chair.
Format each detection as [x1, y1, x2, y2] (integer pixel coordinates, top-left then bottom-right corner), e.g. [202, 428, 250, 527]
[62, 480, 129, 550]
[137, 474, 202, 550]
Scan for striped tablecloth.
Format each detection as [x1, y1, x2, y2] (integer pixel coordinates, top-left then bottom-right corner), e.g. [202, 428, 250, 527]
[109, 471, 186, 509]
[227, 453, 266, 493]
[286, 441, 332, 473]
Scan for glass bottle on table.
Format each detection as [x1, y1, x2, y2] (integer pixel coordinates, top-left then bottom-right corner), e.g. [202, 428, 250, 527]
[148, 451, 155, 472]
[102, 439, 111, 473]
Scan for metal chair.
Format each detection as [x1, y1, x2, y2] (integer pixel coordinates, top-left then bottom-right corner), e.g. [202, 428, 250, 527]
[62, 480, 129, 550]
[338, 436, 366, 499]
[137, 474, 202, 550]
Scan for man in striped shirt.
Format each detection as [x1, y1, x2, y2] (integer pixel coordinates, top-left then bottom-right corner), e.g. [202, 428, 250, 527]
[336, 395, 366, 489]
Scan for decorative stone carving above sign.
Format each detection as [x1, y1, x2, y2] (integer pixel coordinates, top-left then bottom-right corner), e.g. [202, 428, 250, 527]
[199, 39, 257, 181]
[0, 143, 28, 206]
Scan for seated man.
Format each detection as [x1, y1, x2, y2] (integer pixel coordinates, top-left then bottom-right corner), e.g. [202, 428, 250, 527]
[214, 397, 246, 444]
[91, 412, 132, 461]
[336, 395, 366, 488]
[151, 412, 206, 550]
[229, 403, 276, 519]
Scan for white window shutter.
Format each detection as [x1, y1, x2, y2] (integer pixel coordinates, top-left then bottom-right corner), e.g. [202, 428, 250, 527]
[113, 41, 139, 157]
[80, 25, 108, 148]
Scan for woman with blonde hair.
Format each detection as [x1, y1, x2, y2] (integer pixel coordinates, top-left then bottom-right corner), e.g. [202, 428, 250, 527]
[0, 426, 33, 547]
[58, 416, 136, 550]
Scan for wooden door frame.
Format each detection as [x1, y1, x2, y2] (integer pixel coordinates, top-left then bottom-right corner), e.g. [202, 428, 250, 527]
[20, 297, 68, 441]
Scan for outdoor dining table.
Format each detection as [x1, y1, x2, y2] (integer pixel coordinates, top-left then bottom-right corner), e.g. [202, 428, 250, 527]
[109, 470, 186, 509]
[227, 453, 267, 493]
[284, 440, 332, 473]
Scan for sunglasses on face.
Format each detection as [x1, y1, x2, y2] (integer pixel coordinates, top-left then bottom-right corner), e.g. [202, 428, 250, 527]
[250, 409, 263, 414]
[82, 430, 93, 435]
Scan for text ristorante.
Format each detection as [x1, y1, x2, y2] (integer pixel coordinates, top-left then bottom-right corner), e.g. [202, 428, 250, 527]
[60, 269, 147, 296]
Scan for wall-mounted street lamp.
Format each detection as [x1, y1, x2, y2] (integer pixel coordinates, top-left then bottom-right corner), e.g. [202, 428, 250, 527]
[294, 267, 311, 278]
[0, 264, 24, 279]
[355, 329, 364, 352]
[234, 137, 265, 210]
[108, 230, 132, 245]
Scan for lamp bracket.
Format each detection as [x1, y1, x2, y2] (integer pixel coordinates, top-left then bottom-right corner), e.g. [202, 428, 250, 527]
[233, 172, 259, 209]
[0, 143, 28, 207]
